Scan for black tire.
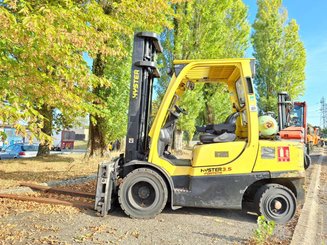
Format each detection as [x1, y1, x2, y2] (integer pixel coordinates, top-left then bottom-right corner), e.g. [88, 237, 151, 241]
[254, 184, 296, 224]
[305, 143, 310, 155]
[118, 168, 168, 219]
[304, 153, 311, 169]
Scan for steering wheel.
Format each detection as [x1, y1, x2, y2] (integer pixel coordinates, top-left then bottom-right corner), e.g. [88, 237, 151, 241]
[175, 105, 188, 115]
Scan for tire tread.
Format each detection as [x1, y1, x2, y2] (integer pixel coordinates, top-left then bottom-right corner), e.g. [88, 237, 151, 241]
[255, 183, 296, 224]
[118, 168, 168, 219]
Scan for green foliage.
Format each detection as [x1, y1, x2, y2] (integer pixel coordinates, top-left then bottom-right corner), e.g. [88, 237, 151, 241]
[0, 0, 174, 148]
[0, 131, 7, 142]
[100, 56, 131, 143]
[172, 0, 250, 60]
[0, 0, 110, 142]
[205, 84, 233, 123]
[252, 0, 306, 113]
[254, 215, 276, 244]
[157, 0, 250, 140]
[177, 84, 205, 142]
[88, 1, 175, 150]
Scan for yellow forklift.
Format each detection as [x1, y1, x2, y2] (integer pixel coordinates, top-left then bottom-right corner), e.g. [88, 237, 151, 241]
[95, 32, 305, 224]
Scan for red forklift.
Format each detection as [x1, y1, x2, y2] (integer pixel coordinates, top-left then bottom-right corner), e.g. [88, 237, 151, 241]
[278, 92, 311, 168]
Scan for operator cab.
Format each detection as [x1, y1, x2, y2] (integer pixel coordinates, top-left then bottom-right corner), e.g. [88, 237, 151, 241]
[152, 60, 254, 167]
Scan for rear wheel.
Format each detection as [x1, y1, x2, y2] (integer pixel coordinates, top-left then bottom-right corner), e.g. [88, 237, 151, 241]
[304, 153, 311, 169]
[254, 184, 296, 224]
[118, 168, 168, 219]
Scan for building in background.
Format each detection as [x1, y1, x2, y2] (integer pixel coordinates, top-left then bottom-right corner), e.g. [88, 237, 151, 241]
[0, 126, 88, 150]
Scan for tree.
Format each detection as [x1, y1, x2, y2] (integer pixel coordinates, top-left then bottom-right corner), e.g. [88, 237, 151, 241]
[176, 84, 205, 147]
[0, 0, 175, 157]
[252, 0, 306, 113]
[157, 0, 250, 149]
[279, 19, 306, 96]
[89, 55, 131, 156]
[87, 0, 175, 157]
[0, 1, 114, 156]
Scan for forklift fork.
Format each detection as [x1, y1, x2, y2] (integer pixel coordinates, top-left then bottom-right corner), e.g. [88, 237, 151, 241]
[94, 162, 116, 216]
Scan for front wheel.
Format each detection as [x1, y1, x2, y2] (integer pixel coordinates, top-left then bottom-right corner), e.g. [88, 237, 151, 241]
[254, 184, 296, 224]
[118, 168, 168, 219]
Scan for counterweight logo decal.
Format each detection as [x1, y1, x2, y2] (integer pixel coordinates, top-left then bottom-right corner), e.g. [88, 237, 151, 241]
[200, 167, 232, 175]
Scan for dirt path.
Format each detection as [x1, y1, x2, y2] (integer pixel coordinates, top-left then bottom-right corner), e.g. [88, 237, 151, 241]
[2, 203, 299, 245]
[0, 190, 296, 244]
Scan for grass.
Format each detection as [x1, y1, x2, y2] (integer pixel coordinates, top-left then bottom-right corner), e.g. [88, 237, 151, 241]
[0, 152, 120, 190]
[73, 140, 88, 150]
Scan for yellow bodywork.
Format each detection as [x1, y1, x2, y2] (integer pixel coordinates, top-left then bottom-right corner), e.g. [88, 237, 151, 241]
[192, 141, 246, 167]
[254, 141, 304, 172]
[147, 59, 304, 178]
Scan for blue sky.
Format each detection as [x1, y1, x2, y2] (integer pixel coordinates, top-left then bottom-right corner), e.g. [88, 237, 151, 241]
[243, 0, 327, 127]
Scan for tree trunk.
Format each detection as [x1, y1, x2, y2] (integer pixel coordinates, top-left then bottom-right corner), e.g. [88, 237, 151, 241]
[120, 137, 126, 152]
[185, 131, 192, 148]
[205, 103, 214, 125]
[173, 129, 183, 151]
[37, 105, 53, 157]
[88, 114, 107, 157]
[88, 53, 107, 157]
[203, 83, 215, 125]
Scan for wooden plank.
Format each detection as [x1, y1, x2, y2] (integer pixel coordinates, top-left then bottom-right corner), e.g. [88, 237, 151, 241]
[0, 193, 94, 209]
[20, 183, 95, 199]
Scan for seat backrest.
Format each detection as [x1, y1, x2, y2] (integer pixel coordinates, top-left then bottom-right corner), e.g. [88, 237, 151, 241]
[225, 112, 240, 124]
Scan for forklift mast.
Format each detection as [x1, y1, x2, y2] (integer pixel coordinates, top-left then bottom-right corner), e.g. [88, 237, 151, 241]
[125, 32, 163, 163]
[294, 101, 307, 141]
[278, 92, 309, 146]
[278, 92, 292, 131]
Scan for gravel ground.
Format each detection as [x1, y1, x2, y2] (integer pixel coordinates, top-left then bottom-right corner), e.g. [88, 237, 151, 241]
[1, 204, 295, 245]
[1, 149, 325, 245]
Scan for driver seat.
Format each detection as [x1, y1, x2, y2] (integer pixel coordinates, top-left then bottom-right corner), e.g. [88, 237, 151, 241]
[196, 112, 239, 144]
